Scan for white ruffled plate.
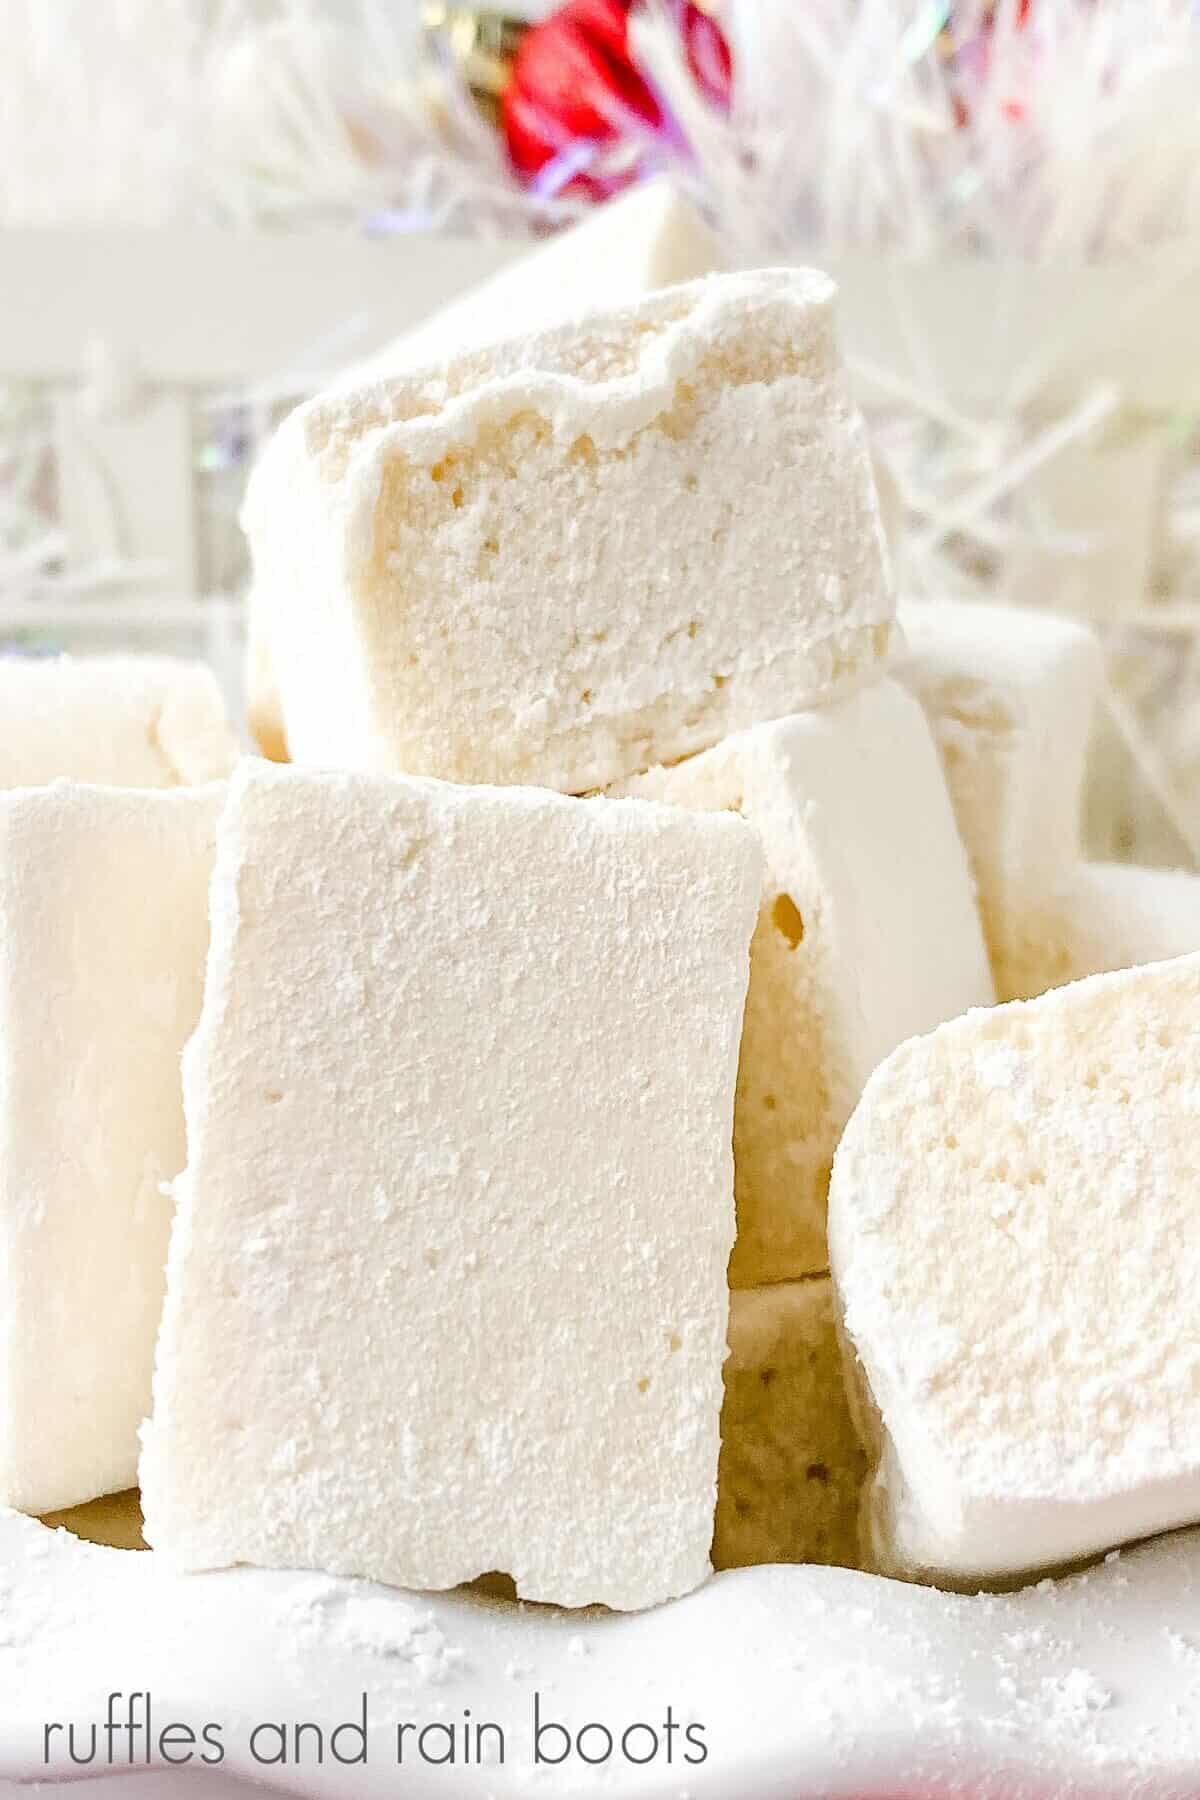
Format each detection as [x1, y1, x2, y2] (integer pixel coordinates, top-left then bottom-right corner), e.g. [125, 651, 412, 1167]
[3, 1509, 1200, 1798]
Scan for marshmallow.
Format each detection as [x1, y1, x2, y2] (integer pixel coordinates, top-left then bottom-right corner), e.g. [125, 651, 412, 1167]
[244, 268, 893, 792]
[0, 783, 220, 1514]
[142, 761, 761, 1611]
[898, 602, 1102, 1001]
[246, 180, 725, 764]
[617, 681, 994, 1283]
[1003, 861, 1200, 1002]
[829, 954, 1200, 1587]
[714, 1278, 867, 1572]
[0, 655, 238, 789]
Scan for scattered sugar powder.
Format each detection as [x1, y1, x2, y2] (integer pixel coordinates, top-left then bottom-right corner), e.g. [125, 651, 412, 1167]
[278, 1579, 466, 1683]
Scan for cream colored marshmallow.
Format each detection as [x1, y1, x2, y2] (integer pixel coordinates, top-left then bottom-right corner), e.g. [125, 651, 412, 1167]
[1002, 861, 1200, 1002]
[898, 602, 1102, 1002]
[244, 268, 893, 792]
[617, 681, 993, 1283]
[714, 1278, 867, 1573]
[0, 655, 238, 788]
[0, 783, 220, 1514]
[246, 181, 725, 764]
[829, 954, 1200, 1587]
[142, 761, 761, 1611]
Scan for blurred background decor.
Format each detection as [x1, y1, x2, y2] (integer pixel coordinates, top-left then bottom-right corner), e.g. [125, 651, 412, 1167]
[1, 0, 1199, 859]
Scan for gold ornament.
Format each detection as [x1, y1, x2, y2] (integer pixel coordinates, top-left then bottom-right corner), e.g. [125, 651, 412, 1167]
[422, 5, 529, 124]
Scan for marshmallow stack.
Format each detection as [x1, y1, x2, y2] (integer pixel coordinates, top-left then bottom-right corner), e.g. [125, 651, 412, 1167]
[8, 226, 1197, 1614]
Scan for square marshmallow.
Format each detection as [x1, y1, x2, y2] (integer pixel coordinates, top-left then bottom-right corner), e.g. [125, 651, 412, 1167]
[898, 601, 1102, 1002]
[243, 268, 893, 792]
[830, 954, 1200, 1586]
[0, 783, 220, 1513]
[0, 656, 238, 789]
[245, 179, 724, 764]
[714, 1278, 867, 1573]
[617, 680, 994, 1283]
[142, 762, 761, 1610]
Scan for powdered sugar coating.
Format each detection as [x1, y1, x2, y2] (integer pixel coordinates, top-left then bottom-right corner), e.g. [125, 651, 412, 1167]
[244, 268, 893, 792]
[142, 762, 761, 1610]
[830, 954, 1200, 1585]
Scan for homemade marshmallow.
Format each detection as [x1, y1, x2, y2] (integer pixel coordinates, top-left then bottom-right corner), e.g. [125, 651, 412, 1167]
[714, 1278, 867, 1573]
[0, 655, 238, 789]
[617, 680, 994, 1283]
[246, 180, 725, 763]
[243, 268, 893, 791]
[898, 602, 1102, 1002]
[141, 761, 761, 1611]
[0, 783, 220, 1515]
[1002, 861, 1200, 1002]
[829, 954, 1200, 1587]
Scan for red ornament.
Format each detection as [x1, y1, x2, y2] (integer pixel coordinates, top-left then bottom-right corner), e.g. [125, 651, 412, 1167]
[502, 0, 662, 198]
[501, 0, 733, 199]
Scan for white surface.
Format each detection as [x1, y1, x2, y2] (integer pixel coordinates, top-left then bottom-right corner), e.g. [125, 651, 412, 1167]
[0, 655, 237, 788]
[0, 784, 220, 1512]
[897, 601, 1103, 1002]
[618, 680, 994, 1284]
[830, 954, 1200, 1586]
[245, 267, 892, 792]
[142, 763, 760, 1611]
[6, 1510, 1200, 1796]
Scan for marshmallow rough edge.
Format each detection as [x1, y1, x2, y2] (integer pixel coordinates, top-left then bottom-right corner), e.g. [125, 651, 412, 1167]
[0, 783, 220, 1515]
[616, 678, 994, 1284]
[829, 953, 1200, 1588]
[142, 761, 762, 1611]
[243, 267, 894, 792]
[0, 655, 238, 789]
